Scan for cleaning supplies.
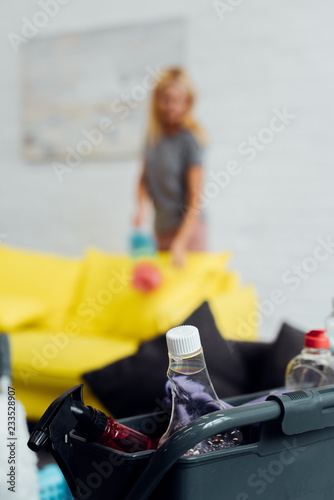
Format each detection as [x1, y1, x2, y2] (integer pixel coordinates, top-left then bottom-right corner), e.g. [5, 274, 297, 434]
[158, 325, 243, 455]
[71, 401, 157, 452]
[285, 329, 334, 390]
[28, 387, 157, 456]
[129, 229, 162, 292]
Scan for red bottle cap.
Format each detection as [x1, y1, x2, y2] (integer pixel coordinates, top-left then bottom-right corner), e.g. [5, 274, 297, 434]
[304, 329, 329, 349]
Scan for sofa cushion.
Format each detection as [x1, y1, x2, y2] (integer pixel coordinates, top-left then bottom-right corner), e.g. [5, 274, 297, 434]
[0, 244, 82, 330]
[68, 248, 234, 341]
[10, 330, 139, 420]
[208, 285, 258, 341]
[0, 295, 46, 331]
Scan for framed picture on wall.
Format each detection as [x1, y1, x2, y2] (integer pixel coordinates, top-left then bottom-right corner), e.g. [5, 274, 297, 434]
[20, 18, 186, 163]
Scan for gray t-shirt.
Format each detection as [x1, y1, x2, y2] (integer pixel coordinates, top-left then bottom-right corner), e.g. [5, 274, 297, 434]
[144, 129, 204, 232]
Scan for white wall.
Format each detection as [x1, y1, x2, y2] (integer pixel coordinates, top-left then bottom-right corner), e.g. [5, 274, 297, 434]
[1, 0, 334, 340]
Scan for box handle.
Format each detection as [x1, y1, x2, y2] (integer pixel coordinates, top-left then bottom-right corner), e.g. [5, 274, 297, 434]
[125, 399, 281, 500]
[267, 385, 334, 435]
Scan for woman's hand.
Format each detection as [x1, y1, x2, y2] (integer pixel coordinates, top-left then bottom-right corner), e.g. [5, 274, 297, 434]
[169, 166, 203, 266]
[133, 164, 149, 227]
[133, 206, 145, 228]
[170, 235, 187, 267]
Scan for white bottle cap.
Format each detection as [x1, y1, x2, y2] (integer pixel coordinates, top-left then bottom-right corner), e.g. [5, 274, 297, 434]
[166, 325, 202, 356]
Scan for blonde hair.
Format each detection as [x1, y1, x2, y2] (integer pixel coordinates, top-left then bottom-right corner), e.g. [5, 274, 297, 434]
[146, 67, 207, 146]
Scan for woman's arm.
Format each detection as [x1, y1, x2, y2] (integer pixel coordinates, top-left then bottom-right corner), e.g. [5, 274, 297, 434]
[133, 164, 150, 227]
[171, 165, 203, 266]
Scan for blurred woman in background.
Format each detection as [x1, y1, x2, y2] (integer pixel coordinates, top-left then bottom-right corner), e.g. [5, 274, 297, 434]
[133, 67, 207, 266]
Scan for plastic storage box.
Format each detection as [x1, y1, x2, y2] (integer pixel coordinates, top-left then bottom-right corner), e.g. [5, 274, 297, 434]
[29, 385, 334, 500]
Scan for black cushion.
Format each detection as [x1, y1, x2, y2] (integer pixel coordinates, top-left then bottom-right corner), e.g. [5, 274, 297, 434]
[83, 302, 305, 418]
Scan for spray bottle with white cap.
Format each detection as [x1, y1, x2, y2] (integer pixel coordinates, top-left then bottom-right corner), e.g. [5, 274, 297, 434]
[158, 325, 243, 455]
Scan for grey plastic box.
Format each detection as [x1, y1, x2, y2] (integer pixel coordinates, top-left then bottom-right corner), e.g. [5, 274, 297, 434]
[62, 386, 334, 500]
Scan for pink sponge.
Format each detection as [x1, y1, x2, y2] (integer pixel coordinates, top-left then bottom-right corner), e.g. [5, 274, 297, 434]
[132, 262, 163, 292]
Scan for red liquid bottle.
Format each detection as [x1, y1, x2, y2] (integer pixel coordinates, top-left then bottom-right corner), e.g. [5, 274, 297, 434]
[71, 402, 157, 453]
[95, 417, 157, 452]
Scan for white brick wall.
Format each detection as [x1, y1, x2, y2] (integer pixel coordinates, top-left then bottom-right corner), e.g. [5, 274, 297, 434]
[1, 0, 334, 340]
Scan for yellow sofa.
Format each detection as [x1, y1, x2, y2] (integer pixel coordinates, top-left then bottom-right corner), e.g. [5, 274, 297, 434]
[0, 244, 258, 420]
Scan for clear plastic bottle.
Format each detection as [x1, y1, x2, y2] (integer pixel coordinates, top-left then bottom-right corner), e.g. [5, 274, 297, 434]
[325, 299, 334, 353]
[158, 325, 243, 455]
[285, 329, 334, 390]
